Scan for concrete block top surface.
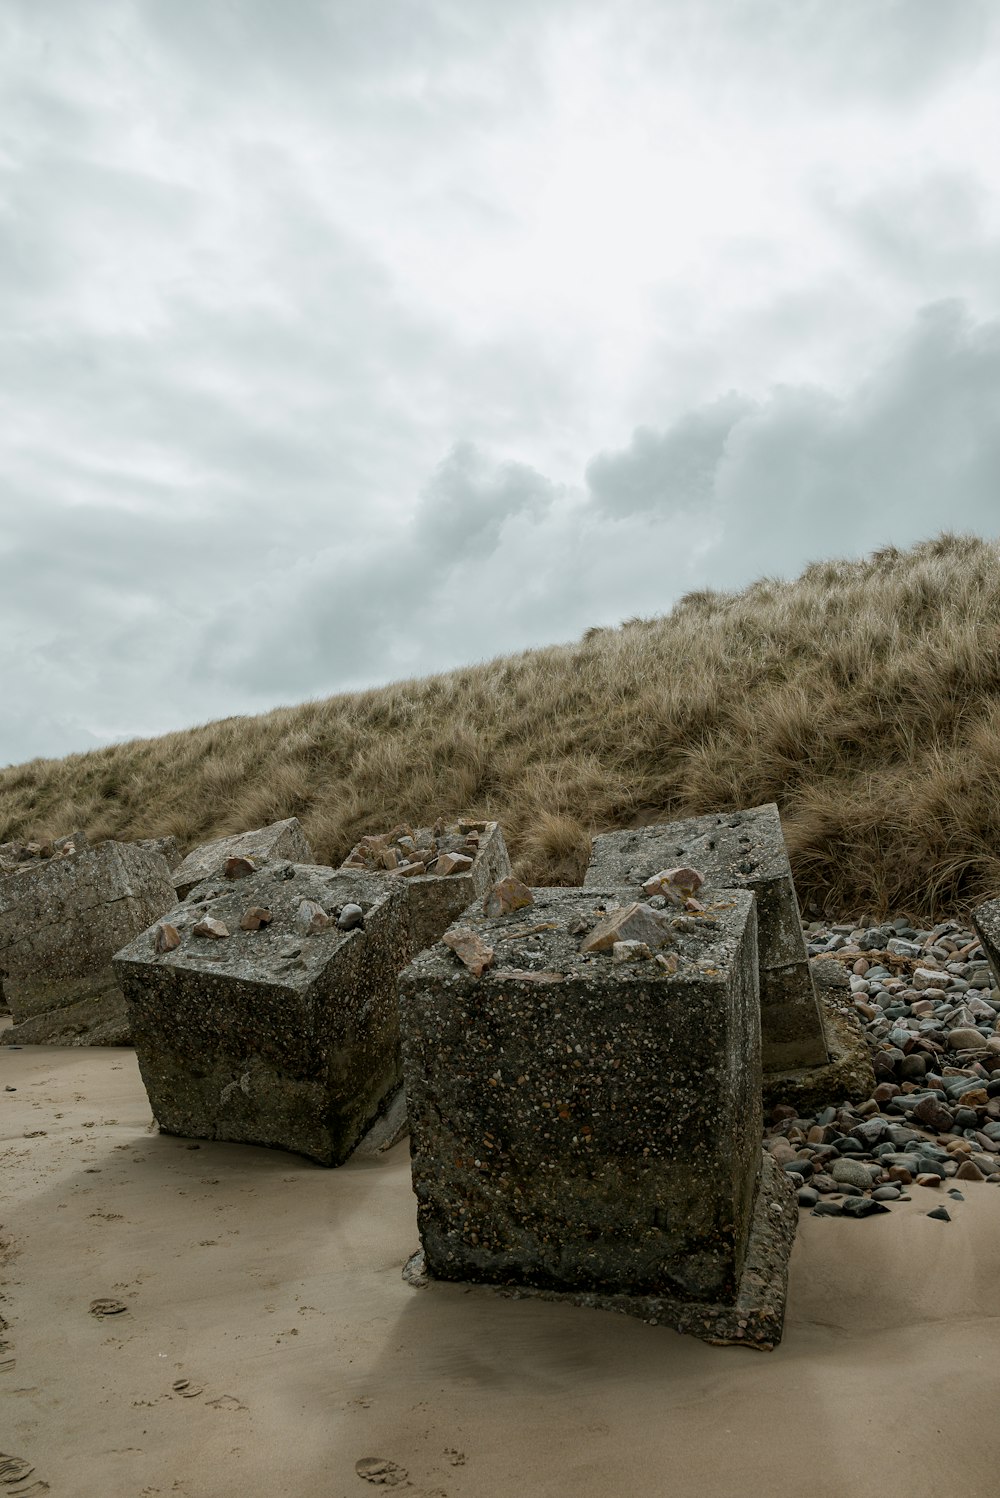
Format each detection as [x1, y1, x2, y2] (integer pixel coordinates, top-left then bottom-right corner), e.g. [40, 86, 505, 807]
[585, 803, 790, 892]
[171, 817, 315, 897]
[400, 884, 757, 999]
[136, 835, 183, 871]
[115, 863, 402, 992]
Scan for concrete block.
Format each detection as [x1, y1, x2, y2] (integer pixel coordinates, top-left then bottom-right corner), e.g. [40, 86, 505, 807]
[398, 885, 763, 1307]
[342, 819, 511, 953]
[113, 865, 409, 1165]
[171, 817, 314, 899]
[0, 840, 176, 1046]
[585, 804, 829, 1072]
[762, 959, 875, 1113]
[972, 897, 1000, 989]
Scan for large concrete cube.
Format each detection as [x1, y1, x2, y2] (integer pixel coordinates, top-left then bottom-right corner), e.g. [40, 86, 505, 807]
[342, 819, 511, 953]
[113, 865, 409, 1165]
[0, 839, 176, 1046]
[585, 804, 829, 1072]
[399, 885, 762, 1305]
[171, 817, 314, 899]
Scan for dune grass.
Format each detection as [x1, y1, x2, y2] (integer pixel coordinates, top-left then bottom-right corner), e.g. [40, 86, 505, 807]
[3, 532, 1000, 921]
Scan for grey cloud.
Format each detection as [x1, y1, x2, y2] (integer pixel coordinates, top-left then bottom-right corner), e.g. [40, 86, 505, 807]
[587, 301, 1000, 584]
[821, 172, 1000, 305]
[651, 0, 998, 105]
[203, 443, 561, 699]
[414, 442, 557, 556]
[586, 395, 751, 518]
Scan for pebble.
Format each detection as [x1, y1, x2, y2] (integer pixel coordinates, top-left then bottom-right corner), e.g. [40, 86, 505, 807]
[769, 913, 1000, 1228]
[831, 1158, 876, 1190]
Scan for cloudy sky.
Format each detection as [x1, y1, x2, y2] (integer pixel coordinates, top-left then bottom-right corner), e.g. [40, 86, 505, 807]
[3, 0, 1000, 767]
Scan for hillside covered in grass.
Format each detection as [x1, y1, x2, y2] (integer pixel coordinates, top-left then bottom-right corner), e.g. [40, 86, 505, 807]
[3, 533, 1000, 921]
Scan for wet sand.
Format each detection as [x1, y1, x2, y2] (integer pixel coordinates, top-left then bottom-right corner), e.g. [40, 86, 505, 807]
[2, 1037, 999, 1498]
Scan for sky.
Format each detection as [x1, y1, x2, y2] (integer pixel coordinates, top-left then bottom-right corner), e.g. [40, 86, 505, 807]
[3, 0, 1000, 767]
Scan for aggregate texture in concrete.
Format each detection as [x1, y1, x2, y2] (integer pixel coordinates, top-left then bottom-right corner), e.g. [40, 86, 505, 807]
[398, 885, 763, 1307]
[136, 835, 183, 871]
[171, 817, 315, 899]
[403, 1151, 798, 1349]
[761, 958, 876, 1113]
[972, 897, 1000, 992]
[113, 864, 408, 1165]
[585, 804, 829, 1072]
[0, 839, 176, 1046]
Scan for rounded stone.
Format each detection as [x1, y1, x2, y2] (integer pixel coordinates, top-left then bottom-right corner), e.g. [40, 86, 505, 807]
[830, 1158, 876, 1190]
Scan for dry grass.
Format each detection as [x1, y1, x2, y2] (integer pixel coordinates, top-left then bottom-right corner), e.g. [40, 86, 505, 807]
[3, 532, 1000, 921]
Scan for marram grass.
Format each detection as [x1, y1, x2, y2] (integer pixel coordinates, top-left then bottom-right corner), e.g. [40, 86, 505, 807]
[3, 532, 1000, 922]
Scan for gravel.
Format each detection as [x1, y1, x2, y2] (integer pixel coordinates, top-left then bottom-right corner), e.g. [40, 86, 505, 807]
[770, 913, 1000, 1225]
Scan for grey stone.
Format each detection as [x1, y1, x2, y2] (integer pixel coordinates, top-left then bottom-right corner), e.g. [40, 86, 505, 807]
[172, 818, 315, 900]
[840, 1197, 890, 1218]
[113, 866, 410, 1165]
[585, 804, 828, 1073]
[830, 1158, 876, 1190]
[948, 1027, 987, 1050]
[399, 885, 764, 1310]
[0, 840, 176, 1047]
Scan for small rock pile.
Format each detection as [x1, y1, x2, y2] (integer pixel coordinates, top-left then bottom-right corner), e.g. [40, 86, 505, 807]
[770, 914, 1000, 1220]
[0, 831, 86, 872]
[342, 820, 486, 879]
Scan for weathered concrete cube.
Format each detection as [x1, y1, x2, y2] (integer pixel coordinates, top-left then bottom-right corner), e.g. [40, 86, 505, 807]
[171, 817, 314, 899]
[972, 897, 1000, 991]
[342, 820, 512, 953]
[399, 885, 762, 1305]
[113, 865, 408, 1165]
[585, 804, 829, 1072]
[0, 840, 176, 1046]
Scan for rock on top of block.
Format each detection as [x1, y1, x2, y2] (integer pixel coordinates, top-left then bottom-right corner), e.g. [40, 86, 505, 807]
[341, 818, 511, 952]
[171, 817, 315, 899]
[113, 864, 409, 1165]
[398, 885, 762, 1305]
[0, 830, 89, 877]
[585, 803, 805, 970]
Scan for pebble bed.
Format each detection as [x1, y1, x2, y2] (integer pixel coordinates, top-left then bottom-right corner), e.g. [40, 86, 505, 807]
[768, 914, 1000, 1223]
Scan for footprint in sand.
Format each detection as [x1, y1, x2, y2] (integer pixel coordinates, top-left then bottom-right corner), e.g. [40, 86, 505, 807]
[0, 1451, 49, 1495]
[172, 1379, 204, 1398]
[89, 1297, 128, 1317]
[355, 1457, 409, 1486]
[206, 1394, 247, 1412]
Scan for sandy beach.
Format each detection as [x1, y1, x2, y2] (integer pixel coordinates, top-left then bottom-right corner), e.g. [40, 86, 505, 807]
[2, 1034, 999, 1498]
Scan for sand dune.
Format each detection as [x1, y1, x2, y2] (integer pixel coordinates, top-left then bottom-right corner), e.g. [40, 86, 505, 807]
[2, 1037, 999, 1498]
